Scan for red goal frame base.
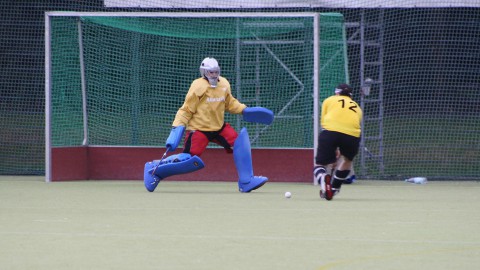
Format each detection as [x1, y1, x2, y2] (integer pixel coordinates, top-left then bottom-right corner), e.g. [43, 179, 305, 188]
[51, 147, 313, 183]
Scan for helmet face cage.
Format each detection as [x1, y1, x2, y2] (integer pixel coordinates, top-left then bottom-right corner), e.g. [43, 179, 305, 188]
[200, 57, 221, 87]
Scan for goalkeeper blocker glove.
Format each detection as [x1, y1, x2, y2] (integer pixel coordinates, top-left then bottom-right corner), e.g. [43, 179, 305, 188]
[165, 126, 185, 151]
[242, 107, 274, 125]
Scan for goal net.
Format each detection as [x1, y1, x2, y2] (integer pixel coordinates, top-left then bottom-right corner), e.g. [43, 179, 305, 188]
[45, 12, 348, 181]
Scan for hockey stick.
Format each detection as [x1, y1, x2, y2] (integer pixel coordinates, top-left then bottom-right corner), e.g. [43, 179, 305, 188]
[151, 147, 170, 176]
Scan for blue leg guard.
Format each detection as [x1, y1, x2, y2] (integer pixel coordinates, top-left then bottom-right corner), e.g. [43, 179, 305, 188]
[233, 127, 268, 193]
[143, 153, 205, 192]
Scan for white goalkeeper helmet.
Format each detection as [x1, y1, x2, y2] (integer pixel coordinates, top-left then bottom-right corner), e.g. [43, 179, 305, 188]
[200, 57, 221, 87]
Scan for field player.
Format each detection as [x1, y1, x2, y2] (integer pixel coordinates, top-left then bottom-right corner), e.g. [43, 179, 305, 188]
[314, 83, 362, 200]
[143, 57, 273, 193]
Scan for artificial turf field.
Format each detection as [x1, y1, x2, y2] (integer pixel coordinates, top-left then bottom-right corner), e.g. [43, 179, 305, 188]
[1, 177, 479, 270]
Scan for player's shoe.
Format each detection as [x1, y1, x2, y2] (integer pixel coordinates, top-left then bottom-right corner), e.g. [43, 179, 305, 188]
[319, 174, 335, 201]
[344, 174, 356, 184]
[238, 176, 268, 193]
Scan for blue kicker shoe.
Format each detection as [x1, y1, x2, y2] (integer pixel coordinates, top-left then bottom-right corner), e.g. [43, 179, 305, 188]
[144, 161, 162, 192]
[238, 176, 268, 193]
[344, 175, 356, 184]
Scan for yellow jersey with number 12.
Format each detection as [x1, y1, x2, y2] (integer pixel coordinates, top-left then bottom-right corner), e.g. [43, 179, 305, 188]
[321, 95, 362, 138]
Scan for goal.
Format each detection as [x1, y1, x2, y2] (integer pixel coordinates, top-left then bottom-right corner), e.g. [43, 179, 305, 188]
[45, 12, 348, 182]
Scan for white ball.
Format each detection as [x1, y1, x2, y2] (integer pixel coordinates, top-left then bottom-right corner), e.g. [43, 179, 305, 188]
[284, 191, 292, 198]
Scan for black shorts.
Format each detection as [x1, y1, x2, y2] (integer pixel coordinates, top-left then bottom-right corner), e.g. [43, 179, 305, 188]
[315, 130, 360, 165]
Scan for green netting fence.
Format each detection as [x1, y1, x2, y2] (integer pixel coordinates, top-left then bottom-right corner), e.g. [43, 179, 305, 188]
[49, 13, 347, 149]
[1, 1, 479, 180]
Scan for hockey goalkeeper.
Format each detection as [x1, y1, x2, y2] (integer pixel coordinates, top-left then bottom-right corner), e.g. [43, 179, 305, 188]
[144, 57, 274, 193]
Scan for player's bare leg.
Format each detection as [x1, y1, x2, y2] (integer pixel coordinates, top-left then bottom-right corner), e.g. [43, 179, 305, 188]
[329, 156, 353, 197]
[336, 154, 356, 184]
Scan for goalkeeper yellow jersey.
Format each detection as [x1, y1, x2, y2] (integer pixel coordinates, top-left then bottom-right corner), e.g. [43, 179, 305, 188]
[173, 76, 246, 131]
[321, 95, 363, 137]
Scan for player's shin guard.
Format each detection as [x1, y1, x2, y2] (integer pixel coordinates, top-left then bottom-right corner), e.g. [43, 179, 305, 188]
[233, 127, 268, 193]
[143, 153, 205, 192]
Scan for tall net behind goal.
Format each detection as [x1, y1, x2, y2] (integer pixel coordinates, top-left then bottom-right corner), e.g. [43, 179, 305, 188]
[45, 12, 348, 181]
